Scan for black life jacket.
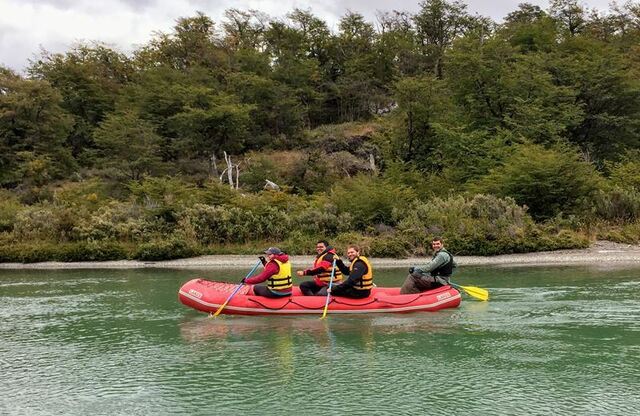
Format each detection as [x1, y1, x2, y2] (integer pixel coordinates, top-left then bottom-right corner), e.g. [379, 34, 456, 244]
[430, 248, 454, 278]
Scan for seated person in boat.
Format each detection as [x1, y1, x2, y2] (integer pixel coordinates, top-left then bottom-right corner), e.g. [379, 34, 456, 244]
[329, 245, 373, 299]
[295, 240, 343, 296]
[244, 247, 293, 298]
[400, 237, 456, 294]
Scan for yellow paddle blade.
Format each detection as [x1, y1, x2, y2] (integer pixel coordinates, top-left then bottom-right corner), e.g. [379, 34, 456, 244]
[460, 285, 489, 301]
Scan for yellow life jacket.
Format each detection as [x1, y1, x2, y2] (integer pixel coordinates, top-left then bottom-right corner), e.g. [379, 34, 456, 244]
[314, 252, 343, 284]
[350, 256, 373, 290]
[267, 259, 292, 290]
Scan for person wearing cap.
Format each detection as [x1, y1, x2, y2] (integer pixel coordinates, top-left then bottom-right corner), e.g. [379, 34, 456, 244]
[244, 247, 293, 298]
[296, 240, 343, 296]
[400, 237, 456, 294]
[329, 244, 374, 299]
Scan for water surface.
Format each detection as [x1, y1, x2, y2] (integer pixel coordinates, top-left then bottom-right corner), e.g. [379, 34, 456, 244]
[1, 265, 639, 415]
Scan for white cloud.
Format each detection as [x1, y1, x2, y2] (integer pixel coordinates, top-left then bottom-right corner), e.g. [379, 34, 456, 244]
[0, 0, 618, 73]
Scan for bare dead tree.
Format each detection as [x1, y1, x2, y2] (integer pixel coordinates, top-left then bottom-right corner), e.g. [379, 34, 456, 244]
[219, 151, 240, 189]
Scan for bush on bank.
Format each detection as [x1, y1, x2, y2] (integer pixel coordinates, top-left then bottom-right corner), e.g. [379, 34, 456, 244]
[0, 188, 598, 262]
[0, 241, 129, 263]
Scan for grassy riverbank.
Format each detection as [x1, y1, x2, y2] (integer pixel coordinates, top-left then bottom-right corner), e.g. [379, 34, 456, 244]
[0, 176, 608, 263]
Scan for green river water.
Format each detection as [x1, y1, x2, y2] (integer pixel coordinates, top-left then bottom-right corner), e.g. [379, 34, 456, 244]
[1, 265, 639, 415]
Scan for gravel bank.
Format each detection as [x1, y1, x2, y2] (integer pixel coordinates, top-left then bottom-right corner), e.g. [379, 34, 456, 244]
[1, 241, 640, 270]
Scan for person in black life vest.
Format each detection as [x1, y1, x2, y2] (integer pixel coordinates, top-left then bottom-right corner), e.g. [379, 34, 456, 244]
[329, 245, 374, 299]
[296, 240, 343, 296]
[400, 237, 456, 294]
[244, 247, 293, 298]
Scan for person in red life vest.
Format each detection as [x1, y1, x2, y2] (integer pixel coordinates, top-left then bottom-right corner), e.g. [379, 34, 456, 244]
[330, 245, 374, 299]
[295, 240, 343, 296]
[244, 247, 293, 298]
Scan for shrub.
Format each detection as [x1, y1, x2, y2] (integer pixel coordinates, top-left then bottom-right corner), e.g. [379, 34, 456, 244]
[127, 176, 210, 210]
[0, 241, 129, 263]
[592, 187, 640, 223]
[0, 243, 51, 263]
[598, 222, 640, 244]
[607, 151, 640, 191]
[281, 231, 319, 255]
[133, 237, 201, 261]
[289, 204, 354, 236]
[239, 152, 301, 192]
[471, 143, 603, 220]
[369, 234, 413, 258]
[72, 201, 148, 242]
[0, 190, 22, 233]
[395, 194, 588, 255]
[332, 232, 373, 256]
[330, 174, 416, 230]
[52, 178, 110, 212]
[178, 204, 291, 244]
[12, 204, 80, 242]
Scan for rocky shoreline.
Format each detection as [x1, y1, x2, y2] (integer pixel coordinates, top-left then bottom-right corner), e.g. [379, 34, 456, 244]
[1, 240, 640, 270]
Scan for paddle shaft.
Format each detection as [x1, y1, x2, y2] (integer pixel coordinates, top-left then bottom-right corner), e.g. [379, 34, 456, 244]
[320, 258, 337, 319]
[212, 260, 262, 317]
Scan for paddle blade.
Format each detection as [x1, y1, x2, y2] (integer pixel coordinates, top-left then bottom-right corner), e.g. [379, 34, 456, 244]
[460, 285, 489, 301]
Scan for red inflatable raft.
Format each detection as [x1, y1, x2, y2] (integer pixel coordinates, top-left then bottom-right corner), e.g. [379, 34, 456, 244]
[178, 279, 461, 316]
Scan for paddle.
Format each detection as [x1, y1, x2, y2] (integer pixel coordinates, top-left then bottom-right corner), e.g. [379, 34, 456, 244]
[449, 281, 489, 301]
[212, 260, 262, 317]
[320, 258, 337, 319]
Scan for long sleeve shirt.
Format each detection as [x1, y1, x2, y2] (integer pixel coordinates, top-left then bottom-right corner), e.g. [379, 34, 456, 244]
[414, 249, 456, 275]
[244, 253, 289, 285]
[335, 258, 368, 288]
[303, 250, 338, 276]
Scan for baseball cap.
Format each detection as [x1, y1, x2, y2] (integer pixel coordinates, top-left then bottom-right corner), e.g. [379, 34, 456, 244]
[264, 247, 282, 255]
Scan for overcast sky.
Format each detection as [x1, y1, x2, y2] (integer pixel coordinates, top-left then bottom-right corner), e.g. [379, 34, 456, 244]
[0, 0, 615, 72]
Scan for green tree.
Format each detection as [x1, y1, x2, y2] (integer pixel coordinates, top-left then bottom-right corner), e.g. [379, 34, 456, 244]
[413, 0, 473, 78]
[471, 143, 603, 219]
[93, 111, 163, 180]
[29, 44, 133, 164]
[228, 73, 303, 143]
[502, 4, 557, 52]
[135, 12, 228, 71]
[264, 20, 324, 128]
[0, 69, 74, 185]
[376, 11, 421, 77]
[334, 12, 384, 121]
[548, 37, 640, 162]
[222, 9, 268, 51]
[549, 0, 586, 37]
[448, 36, 583, 144]
[166, 92, 253, 157]
[392, 76, 454, 168]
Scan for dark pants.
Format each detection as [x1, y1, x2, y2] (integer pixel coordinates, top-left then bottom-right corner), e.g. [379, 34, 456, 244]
[331, 284, 370, 299]
[252, 285, 291, 298]
[400, 274, 446, 295]
[300, 280, 326, 296]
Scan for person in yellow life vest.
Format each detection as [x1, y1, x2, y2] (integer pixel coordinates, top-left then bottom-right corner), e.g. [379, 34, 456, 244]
[330, 245, 373, 299]
[296, 240, 343, 296]
[244, 247, 292, 298]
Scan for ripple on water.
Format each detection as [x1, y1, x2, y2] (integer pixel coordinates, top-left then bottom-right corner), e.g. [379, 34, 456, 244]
[2, 268, 640, 415]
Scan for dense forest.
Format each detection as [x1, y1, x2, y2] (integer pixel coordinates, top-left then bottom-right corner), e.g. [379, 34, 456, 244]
[1, 0, 640, 262]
